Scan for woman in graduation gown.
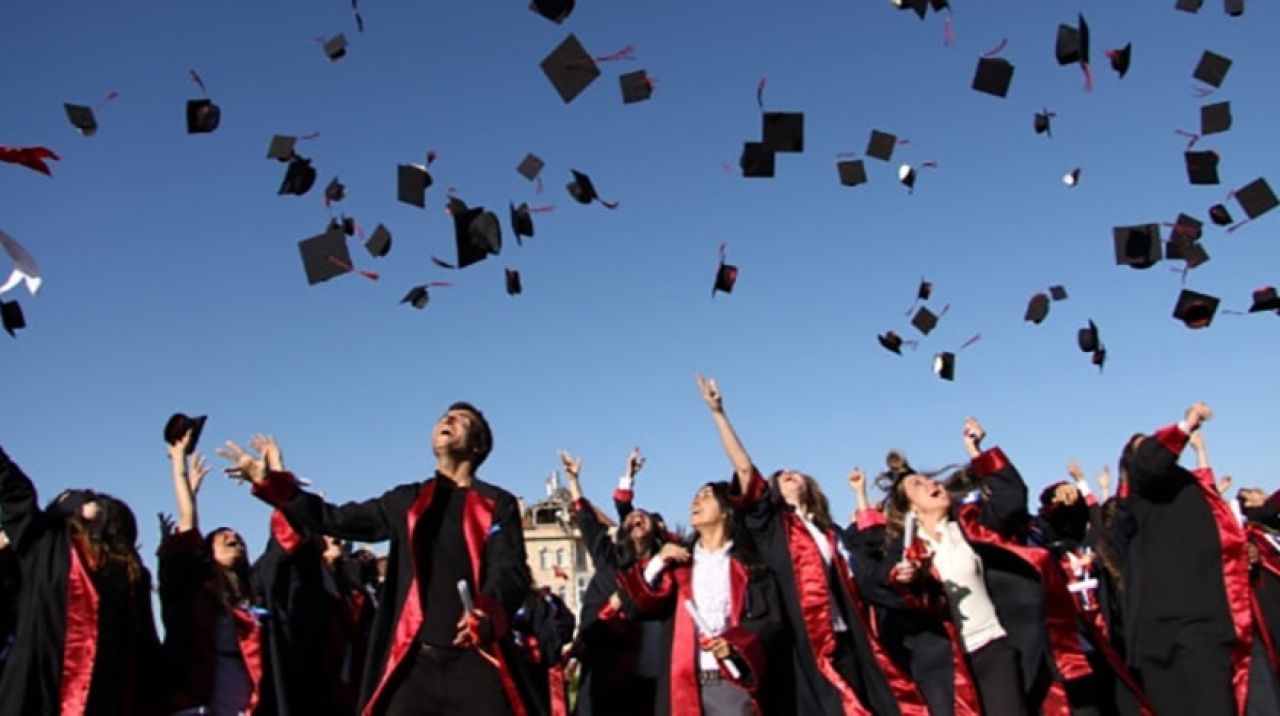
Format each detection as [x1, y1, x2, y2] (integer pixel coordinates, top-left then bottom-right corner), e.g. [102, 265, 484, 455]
[1117, 402, 1253, 716]
[616, 472, 783, 716]
[1242, 487, 1280, 714]
[0, 444, 162, 716]
[564, 449, 666, 716]
[694, 374, 927, 716]
[864, 418, 1093, 716]
[159, 429, 270, 715]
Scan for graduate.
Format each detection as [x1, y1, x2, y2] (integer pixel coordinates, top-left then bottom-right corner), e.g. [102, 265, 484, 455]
[0, 444, 161, 716]
[694, 374, 928, 716]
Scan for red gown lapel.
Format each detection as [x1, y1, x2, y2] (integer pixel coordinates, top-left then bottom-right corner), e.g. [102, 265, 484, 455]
[60, 540, 100, 716]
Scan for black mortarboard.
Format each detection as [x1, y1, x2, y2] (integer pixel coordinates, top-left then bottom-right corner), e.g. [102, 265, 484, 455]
[1049, 285, 1068, 301]
[1107, 43, 1132, 78]
[911, 306, 939, 335]
[878, 331, 904, 355]
[1235, 178, 1278, 220]
[323, 34, 348, 61]
[1185, 151, 1220, 185]
[740, 142, 775, 178]
[916, 279, 933, 301]
[896, 0, 929, 20]
[1077, 320, 1101, 352]
[364, 223, 391, 258]
[1171, 213, 1205, 241]
[1063, 168, 1082, 188]
[510, 202, 535, 244]
[1249, 286, 1280, 313]
[620, 70, 653, 104]
[713, 256, 738, 296]
[1034, 111, 1054, 137]
[325, 177, 347, 204]
[762, 112, 804, 153]
[329, 216, 356, 236]
[1225, 0, 1244, 16]
[1200, 102, 1232, 135]
[163, 413, 207, 455]
[933, 352, 956, 381]
[972, 57, 1014, 97]
[1, 300, 25, 337]
[278, 157, 317, 196]
[1056, 15, 1090, 68]
[541, 34, 600, 104]
[505, 268, 523, 296]
[1209, 203, 1234, 226]
[837, 160, 867, 187]
[1025, 293, 1050, 324]
[567, 170, 614, 206]
[444, 199, 502, 269]
[1113, 224, 1162, 269]
[530, 0, 575, 23]
[1176, 0, 1204, 12]
[1193, 50, 1232, 88]
[64, 104, 98, 136]
[401, 285, 431, 309]
[866, 130, 898, 161]
[1166, 237, 1210, 268]
[267, 135, 297, 161]
[898, 164, 918, 191]
[298, 226, 351, 285]
[186, 99, 221, 134]
[1172, 289, 1220, 328]
[397, 164, 431, 207]
[517, 154, 544, 181]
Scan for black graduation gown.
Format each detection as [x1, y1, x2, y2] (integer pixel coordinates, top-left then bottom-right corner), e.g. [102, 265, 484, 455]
[510, 588, 577, 716]
[0, 447, 161, 716]
[251, 469, 532, 716]
[0, 541, 18, 684]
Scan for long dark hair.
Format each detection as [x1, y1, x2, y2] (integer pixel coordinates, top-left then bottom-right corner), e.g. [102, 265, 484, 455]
[1117, 433, 1144, 495]
[60, 491, 147, 590]
[875, 450, 963, 548]
[685, 481, 766, 576]
[614, 509, 666, 571]
[205, 527, 256, 609]
[767, 470, 834, 531]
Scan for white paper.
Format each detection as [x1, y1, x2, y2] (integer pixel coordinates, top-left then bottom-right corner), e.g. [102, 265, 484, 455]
[683, 600, 741, 680]
[903, 512, 917, 551]
[457, 579, 475, 614]
[0, 230, 41, 296]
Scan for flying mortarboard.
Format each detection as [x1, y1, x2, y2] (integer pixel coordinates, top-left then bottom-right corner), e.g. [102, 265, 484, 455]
[1176, 0, 1204, 12]
[397, 163, 432, 208]
[972, 54, 1014, 97]
[1049, 285, 1068, 301]
[866, 130, 899, 161]
[739, 142, 775, 178]
[325, 176, 347, 205]
[567, 170, 618, 208]
[163, 413, 207, 455]
[364, 223, 391, 258]
[899, 164, 917, 191]
[400, 282, 450, 310]
[878, 331, 912, 355]
[1106, 43, 1132, 79]
[530, 0, 575, 23]
[933, 352, 956, 381]
[1077, 320, 1105, 369]
[1234, 178, 1278, 220]
[328, 216, 356, 236]
[1209, 203, 1234, 226]
[1166, 236, 1210, 268]
[279, 157, 317, 196]
[186, 99, 220, 134]
[911, 306, 939, 335]
[1063, 168, 1082, 187]
[1055, 15, 1092, 89]
[1225, 0, 1244, 16]
[1200, 102, 1232, 135]
[510, 202, 535, 244]
[1185, 151, 1220, 185]
[762, 112, 804, 153]
[517, 154, 544, 181]
[1172, 289, 1220, 328]
[1034, 110, 1055, 137]
[1025, 293, 1051, 324]
[64, 104, 98, 137]
[505, 268, 523, 296]
[1, 299, 25, 337]
[323, 34, 348, 61]
[267, 135, 297, 161]
[432, 197, 501, 269]
[837, 159, 867, 187]
[620, 70, 653, 104]
[298, 226, 352, 285]
[541, 34, 602, 104]
[1249, 286, 1280, 313]
[1193, 50, 1232, 88]
[712, 244, 738, 296]
[1169, 213, 1205, 242]
[1113, 224, 1162, 269]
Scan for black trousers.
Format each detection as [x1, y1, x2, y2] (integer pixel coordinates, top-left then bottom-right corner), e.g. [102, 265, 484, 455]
[830, 630, 869, 698]
[1135, 641, 1234, 716]
[382, 643, 513, 716]
[970, 637, 1027, 716]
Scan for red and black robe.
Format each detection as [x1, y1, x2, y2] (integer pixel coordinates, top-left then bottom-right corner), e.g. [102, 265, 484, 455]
[251, 469, 532, 716]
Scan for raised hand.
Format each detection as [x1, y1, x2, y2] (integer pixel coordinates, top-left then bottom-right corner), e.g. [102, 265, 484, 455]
[187, 453, 210, 495]
[658, 542, 691, 564]
[157, 512, 176, 541]
[250, 434, 284, 472]
[167, 428, 192, 461]
[696, 373, 723, 414]
[848, 467, 867, 492]
[625, 446, 645, 480]
[1184, 401, 1213, 431]
[559, 450, 581, 481]
[1239, 488, 1268, 509]
[1216, 475, 1232, 496]
[963, 417, 986, 458]
[1067, 460, 1085, 483]
[1098, 465, 1112, 499]
[217, 440, 268, 486]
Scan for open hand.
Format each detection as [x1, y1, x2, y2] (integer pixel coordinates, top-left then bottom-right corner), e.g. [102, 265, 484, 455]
[559, 450, 581, 480]
[699, 636, 732, 660]
[658, 543, 691, 564]
[626, 446, 645, 479]
[216, 440, 268, 486]
[250, 434, 284, 472]
[1185, 401, 1213, 431]
[696, 373, 723, 413]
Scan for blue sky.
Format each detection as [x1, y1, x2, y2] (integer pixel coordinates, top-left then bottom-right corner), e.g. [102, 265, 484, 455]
[2, 1, 1277, 564]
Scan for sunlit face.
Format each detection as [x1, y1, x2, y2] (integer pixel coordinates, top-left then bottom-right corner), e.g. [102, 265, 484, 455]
[776, 470, 808, 507]
[689, 486, 725, 530]
[322, 535, 345, 563]
[623, 510, 654, 543]
[211, 530, 247, 569]
[902, 474, 950, 514]
[432, 408, 477, 457]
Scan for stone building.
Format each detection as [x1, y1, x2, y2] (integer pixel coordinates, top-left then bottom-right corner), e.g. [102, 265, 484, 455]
[520, 471, 611, 616]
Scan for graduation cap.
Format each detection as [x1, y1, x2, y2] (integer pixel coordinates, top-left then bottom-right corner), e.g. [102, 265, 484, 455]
[325, 177, 347, 205]
[322, 34, 348, 61]
[620, 70, 653, 104]
[1024, 293, 1051, 324]
[712, 244, 738, 296]
[837, 159, 867, 187]
[972, 56, 1014, 97]
[1106, 43, 1132, 78]
[530, 0, 575, 23]
[505, 268, 523, 296]
[878, 331, 914, 355]
[400, 282, 450, 310]
[1193, 50, 1232, 88]
[1034, 110, 1055, 137]
[566, 170, 617, 208]
[1249, 286, 1280, 313]
[1113, 224, 1162, 269]
[1176, 0, 1204, 12]
[434, 198, 501, 269]
[541, 34, 601, 104]
[916, 279, 933, 302]
[186, 99, 220, 134]
[1185, 151, 1220, 185]
[933, 352, 956, 381]
[1166, 236, 1210, 268]
[1235, 178, 1278, 220]
[267, 135, 298, 161]
[329, 215, 357, 236]
[1225, 0, 1244, 17]
[510, 202, 535, 244]
[740, 142, 775, 178]
[911, 306, 939, 335]
[1, 299, 25, 337]
[866, 130, 899, 161]
[298, 226, 352, 284]
[1209, 203, 1234, 226]
[1063, 168, 1082, 187]
[1172, 289, 1220, 329]
[279, 157, 317, 196]
[364, 223, 391, 258]
[397, 163, 432, 207]
[517, 154, 544, 181]
[899, 164, 917, 191]
[1201, 102, 1232, 135]
[1055, 15, 1091, 73]
[1050, 285, 1068, 301]
[1168, 213, 1205, 242]
[1078, 320, 1106, 369]
[163, 413, 207, 455]
[762, 112, 804, 153]
[64, 104, 98, 137]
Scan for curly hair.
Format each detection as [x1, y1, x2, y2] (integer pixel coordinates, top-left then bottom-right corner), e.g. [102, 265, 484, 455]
[875, 450, 964, 548]
[205, 527, 257, 609]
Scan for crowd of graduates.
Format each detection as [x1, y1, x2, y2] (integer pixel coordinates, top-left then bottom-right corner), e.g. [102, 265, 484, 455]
[1, 378, 1278, 716]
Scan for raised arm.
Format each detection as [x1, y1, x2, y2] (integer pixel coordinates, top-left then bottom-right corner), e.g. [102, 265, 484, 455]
[167, 430, 210, 533]
[1097, 465, 1112, 502]
[1127, 402, 1212, 499]
[1189, 430, 1210, 471]
[561, 450, 619, 569]
[697, 373, 755, 494]
[612, 446, 645, 521]
[965, 418, 1030, 535]
[0, 445, 47, 551]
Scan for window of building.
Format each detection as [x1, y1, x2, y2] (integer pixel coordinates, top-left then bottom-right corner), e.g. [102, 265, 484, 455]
[539, 549, 549, 570]
[556, 548, 565, 567]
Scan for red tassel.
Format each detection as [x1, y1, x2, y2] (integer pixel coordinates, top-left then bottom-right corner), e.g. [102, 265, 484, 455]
[1082, 63, 1093, 93]
[1174, 129, 1201, 149]
[530, 205, 555, 213]
[756, 76, 767, 109]
[943, 16, 956, 47]
[959, 333, 982, 350]
[982, 38, 1008, 58]
[592, 44, 636, 62]
[599, 199, 620, 210]
[188, 69, 208, 96]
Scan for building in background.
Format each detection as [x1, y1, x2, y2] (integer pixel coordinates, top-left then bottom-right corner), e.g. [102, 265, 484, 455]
[520, 471, 610, 616]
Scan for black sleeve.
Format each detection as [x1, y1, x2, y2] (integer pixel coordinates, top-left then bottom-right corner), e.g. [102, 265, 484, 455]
[157, 531, 213, 639]
[276, 484, 399, 544]
[574, 499, 619, 570]
[482, 494, 533, 624]
[858, 537, 923, 611]
[976, 451, 1031, 537]
[1128, 427, 1194, 502]
[614, 491, 634, 523]
[0, 446, 50, 553]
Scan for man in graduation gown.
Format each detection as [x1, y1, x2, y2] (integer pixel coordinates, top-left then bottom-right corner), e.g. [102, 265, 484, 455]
[221, 402, 532, 716]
